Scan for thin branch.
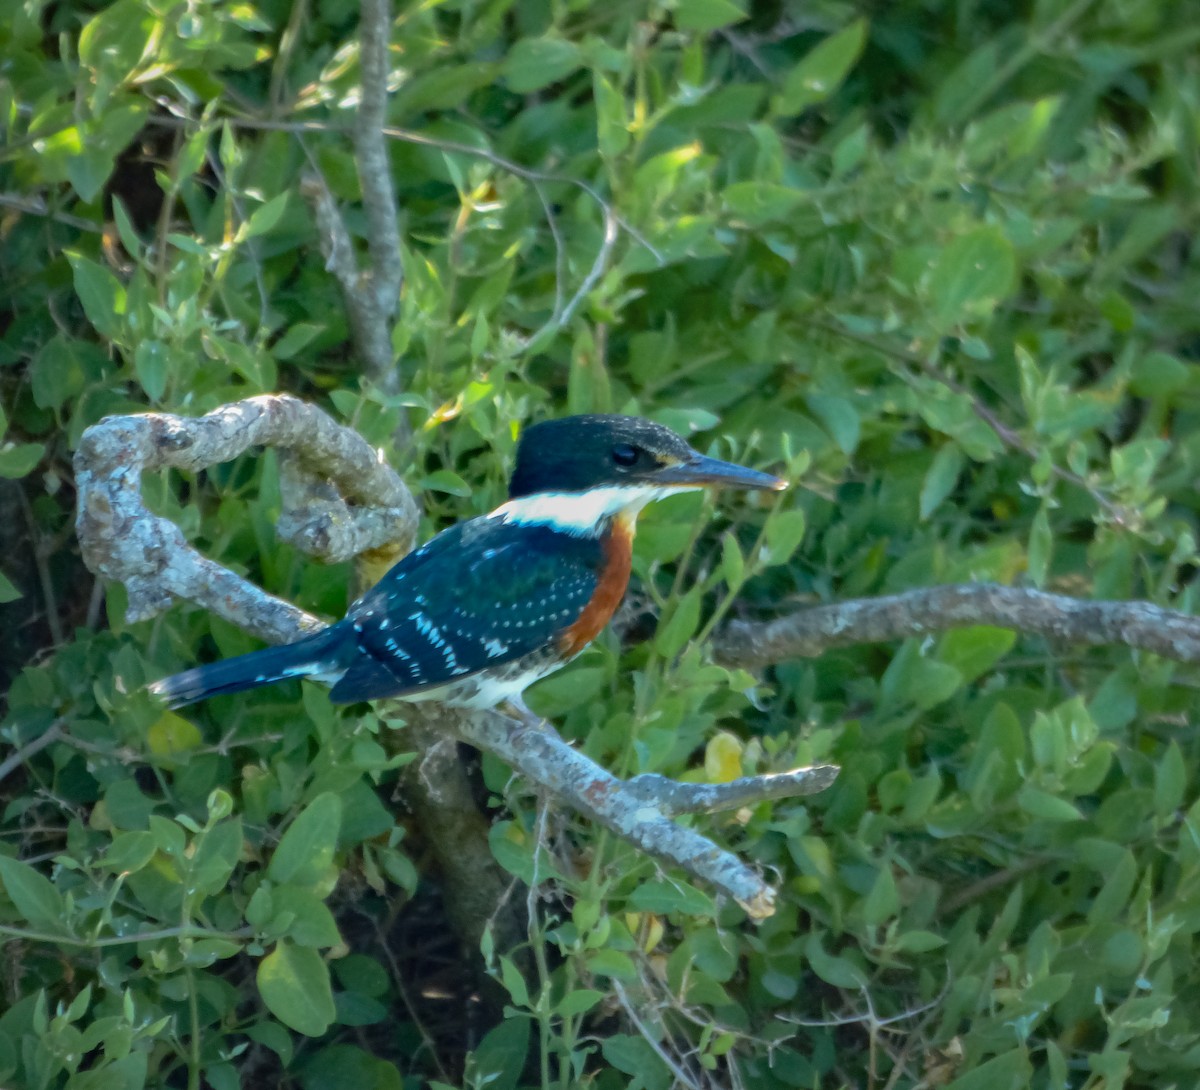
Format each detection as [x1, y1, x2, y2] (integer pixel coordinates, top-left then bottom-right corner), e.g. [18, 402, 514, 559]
[0, 723, 64, 786]
[0, 192, 102, 232]
[300, 168, 397, 396]
[18, 483, 64, 646]
[0, 922, 252, 948]
[355, 0, 403, 327]
[297, 0, 405, 412]
[714, 583, 1200, 669]
[612, 980, 703, 1090]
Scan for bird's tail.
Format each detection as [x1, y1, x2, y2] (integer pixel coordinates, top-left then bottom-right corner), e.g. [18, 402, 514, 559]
[148, 627, 347, 709]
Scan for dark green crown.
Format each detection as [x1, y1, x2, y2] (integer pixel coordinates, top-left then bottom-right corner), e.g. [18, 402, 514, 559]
[508, 414, 786, 498]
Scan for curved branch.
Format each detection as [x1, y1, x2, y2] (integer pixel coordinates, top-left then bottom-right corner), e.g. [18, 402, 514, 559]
[74, 395, 417, 636]
[713, 583, 1200, 669]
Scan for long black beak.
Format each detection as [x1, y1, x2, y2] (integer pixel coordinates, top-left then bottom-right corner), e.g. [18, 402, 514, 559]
[655, 451, 787, 491]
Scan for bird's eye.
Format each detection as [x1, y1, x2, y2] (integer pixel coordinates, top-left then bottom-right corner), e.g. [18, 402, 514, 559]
[611, 443, 640, 467]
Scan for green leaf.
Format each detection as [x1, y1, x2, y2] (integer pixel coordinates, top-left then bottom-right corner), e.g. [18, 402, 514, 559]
[675, 0, 747, 32]
[134, 340, 169, 402]
[1016, 784, 1081, 823]
[723, 181, 806, 226]
[764, 508, 807, 566]
[0, 442, 45, 479]
[1027, 504, 1052, 587]
[944, 1049, 1032, 1090]
[919, 444, 965, 519]
[502, 36, 582, 93]
[594, 71, 629, 159]
[68, 253, 126, 339]
[927, 226, 1017, 329]
[66, 145, 115, 203]
[469, 1017, 530, 1090]
[257, 941, 336, 1037]
[268, 793, 341, 890]
[629, 878, 715, 916]
[32, 335, 88, 410]
[275, 886, 343, 948]
[1130, 351, 1189, 398]
[273, 322, 325, 361]
[189, 818, 243, 897]
[557, 988, 604, 1016]
[585, 948, 636, 980]
[498, 955, 529, 1007]
[893, 930, 947, 953]
[937, 626, 1016, 683]
[773, 20, 868, 116]
[655, 587, 703, 659]
[111, 196, 142, 259]
[862, 866, 898, 926]
[0, 855, 66, 929]
[419, 470, 472, 497]
[806, 393, 860, 454]
[239, 193, 289, 240]
[602, 1034, 671, 1085]
[102, 831, 158, 875]
[1154, 741, 1186, 821]
[882, 643, 963, 710]
[804, 931, 865, 988]
[0, 570, 20, 603]
[721, 532, 745, 589]
[299, 1046, 402, 1090]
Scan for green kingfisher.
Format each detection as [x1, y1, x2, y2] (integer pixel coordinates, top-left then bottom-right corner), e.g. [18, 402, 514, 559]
[150, 414, 785, 710]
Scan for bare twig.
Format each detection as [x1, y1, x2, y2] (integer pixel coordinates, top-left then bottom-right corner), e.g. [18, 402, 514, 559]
[0, 722, 64, 786]
[18, 484, 64, 647]
[0, 192, 102, 232]
[612, 980, 703, 1090]
[299, 0, 405, 408]
[714, 583, 1200, 669]
[355, 0, 403, 329]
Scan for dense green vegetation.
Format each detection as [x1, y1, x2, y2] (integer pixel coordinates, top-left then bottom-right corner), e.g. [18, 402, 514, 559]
[1, 0, 1199, 1086]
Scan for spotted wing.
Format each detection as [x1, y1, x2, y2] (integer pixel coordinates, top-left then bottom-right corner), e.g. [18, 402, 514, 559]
[328, 517, 605, 703]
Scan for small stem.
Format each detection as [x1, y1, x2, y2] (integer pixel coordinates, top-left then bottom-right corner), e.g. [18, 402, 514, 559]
[0, 922, 251, 947]
[0, 722, 64, 785]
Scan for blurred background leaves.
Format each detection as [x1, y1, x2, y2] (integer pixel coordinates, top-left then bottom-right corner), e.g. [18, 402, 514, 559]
[1, 0, 1199, 1086]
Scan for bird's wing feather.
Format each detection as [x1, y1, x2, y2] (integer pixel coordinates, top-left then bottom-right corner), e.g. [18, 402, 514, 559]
[328, 516, 605, 703]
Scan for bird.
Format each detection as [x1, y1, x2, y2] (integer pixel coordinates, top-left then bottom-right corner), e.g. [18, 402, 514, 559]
[149, 414, 786, 710]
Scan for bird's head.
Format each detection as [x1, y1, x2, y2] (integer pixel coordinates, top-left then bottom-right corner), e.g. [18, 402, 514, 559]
[499, 415, 785, 533]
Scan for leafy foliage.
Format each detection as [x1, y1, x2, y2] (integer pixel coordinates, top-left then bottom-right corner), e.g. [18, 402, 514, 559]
[1, 0, 1199, 1087]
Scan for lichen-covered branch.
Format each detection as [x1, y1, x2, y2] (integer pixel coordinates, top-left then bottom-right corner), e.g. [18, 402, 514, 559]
[713, 583, 1200, 669]
[459, 707, 833, 918]
[625, 767, 839, 815]
[74, 395, 417, 634]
